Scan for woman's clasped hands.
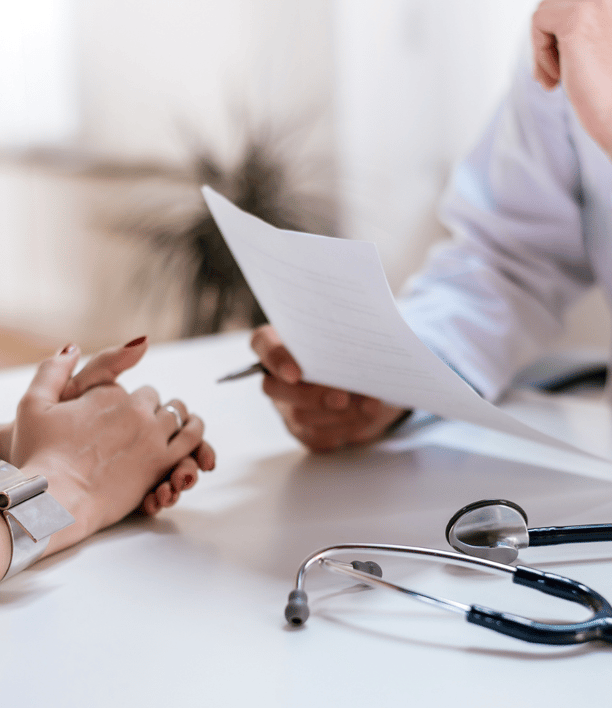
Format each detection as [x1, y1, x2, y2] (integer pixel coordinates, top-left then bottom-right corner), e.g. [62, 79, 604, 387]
[0, 336, 215, 567]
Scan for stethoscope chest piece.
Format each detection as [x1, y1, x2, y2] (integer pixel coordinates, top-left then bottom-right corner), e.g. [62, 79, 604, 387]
[446, 499, 530, 563]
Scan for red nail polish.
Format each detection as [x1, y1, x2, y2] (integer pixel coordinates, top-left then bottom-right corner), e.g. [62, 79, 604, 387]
[60, 344, 77, 355]
[124, 336, 147, 348]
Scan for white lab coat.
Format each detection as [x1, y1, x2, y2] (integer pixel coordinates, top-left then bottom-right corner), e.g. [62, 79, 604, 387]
[398, 47, 612, 402]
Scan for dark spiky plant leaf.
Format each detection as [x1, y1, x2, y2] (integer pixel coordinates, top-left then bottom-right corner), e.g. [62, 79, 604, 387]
[105, 134, 338, 336]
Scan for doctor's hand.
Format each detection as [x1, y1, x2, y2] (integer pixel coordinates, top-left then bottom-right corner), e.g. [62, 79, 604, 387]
[251, 325, 407, 452]
[532, 0, 612, 157]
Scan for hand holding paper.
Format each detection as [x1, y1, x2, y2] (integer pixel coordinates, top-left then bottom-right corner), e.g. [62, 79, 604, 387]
[203, 185, 611, 459]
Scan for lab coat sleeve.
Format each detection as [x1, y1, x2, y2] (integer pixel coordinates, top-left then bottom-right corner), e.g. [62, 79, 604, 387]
[397, 50, 594, 402]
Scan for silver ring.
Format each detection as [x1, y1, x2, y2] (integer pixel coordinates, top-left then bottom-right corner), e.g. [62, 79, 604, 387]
[162, 404, 184, 432]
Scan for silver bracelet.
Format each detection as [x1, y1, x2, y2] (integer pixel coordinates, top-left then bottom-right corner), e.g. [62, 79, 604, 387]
[0, 460, 75, 581]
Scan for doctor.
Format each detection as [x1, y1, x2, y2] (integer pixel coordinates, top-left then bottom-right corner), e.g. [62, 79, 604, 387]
[250, 0, 612, 452]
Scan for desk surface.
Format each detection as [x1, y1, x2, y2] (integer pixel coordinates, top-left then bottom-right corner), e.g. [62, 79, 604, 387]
[1, 332, 612, 707]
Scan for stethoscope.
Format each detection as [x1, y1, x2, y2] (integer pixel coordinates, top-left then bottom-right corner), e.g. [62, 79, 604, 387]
[285, 500, 612, 646]
[445, 498, 612, 563]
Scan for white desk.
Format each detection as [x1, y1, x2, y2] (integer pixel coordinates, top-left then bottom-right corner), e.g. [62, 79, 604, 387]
[1, 331, 612, 707]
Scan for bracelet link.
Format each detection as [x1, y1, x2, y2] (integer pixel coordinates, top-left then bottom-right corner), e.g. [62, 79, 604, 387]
[0, 475, 48, 510]
[0, 461, 75, 581]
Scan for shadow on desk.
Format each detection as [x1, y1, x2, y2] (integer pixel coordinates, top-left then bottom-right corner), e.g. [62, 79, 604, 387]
[0, 515, 183, 606]
[168, 443, 612, 581]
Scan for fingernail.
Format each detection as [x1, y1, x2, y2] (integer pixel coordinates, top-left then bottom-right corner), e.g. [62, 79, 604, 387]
[124, 336, 147, 348]
[183, 474, 195, 490]
[60, 344, 78, 355]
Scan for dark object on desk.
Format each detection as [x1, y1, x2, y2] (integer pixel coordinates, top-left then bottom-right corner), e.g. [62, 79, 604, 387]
[513, 352, 608, 393]
[287, 544, 612, 645]
[446, 498, 612, 564]
[537, 364, 607, 393]
[217, 361, 270, 383]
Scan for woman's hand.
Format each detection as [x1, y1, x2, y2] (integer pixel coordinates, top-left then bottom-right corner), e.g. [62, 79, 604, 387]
[60, 336, 150, 401]
[0, 337, 211, 515]
[251, 325, 407, 452]
[8, 345, 214, 556]
[0, 336, 149, 462]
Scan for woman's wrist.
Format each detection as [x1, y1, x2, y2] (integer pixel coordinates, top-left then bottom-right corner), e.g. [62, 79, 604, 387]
[0, 459, 76, 580]
[0, 422, 13, 461]
[15, 459, 89, 559]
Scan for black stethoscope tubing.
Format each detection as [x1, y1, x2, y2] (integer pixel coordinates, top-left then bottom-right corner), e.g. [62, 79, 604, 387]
[529, 524, 612, 545]
[286, 543, 612, 645]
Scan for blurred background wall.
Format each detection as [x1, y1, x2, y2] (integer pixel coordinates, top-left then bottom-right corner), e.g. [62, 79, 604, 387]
[0, 0, 607, 366]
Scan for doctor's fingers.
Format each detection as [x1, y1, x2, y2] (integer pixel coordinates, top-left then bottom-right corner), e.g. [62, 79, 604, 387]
[263, 376, 351, 411]
[250, 325, 301, 384]
[295, 408, 404, 452]
[345, 405, 409, 446]
[284, 417, 372, 453]
[290, 397, 379, 427]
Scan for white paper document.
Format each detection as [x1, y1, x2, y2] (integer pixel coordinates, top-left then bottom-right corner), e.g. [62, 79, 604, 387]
[203, 186, 610, 459]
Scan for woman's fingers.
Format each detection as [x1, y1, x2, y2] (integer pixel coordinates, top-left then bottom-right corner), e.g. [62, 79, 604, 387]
[61, 336, 148, 401]
[194, 440, 216, 472]
[141, 456, 200, 516]
[167, 413, 205, 458]
[169, 457, 199, 492]
[19, 345, 81, 415]
[156, 399, 189, 440]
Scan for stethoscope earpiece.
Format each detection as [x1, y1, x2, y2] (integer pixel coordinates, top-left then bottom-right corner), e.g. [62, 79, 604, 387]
[285, 560, 383, 626]
[445, 499, 530, 563]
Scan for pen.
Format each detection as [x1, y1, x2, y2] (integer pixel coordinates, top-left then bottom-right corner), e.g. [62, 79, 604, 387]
[217, 362, 271, 383]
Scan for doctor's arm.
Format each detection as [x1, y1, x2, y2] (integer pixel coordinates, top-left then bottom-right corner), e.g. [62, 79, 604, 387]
[254, 52, 593, 443]
[397, 43, 594, 402]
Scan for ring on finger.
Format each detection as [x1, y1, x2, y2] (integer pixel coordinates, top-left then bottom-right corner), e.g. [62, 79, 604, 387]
[162, 403, 184, 433]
